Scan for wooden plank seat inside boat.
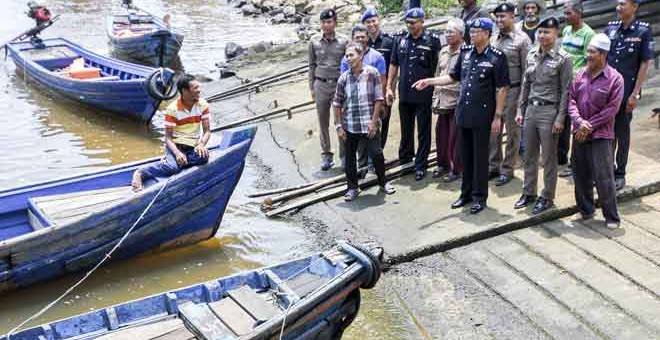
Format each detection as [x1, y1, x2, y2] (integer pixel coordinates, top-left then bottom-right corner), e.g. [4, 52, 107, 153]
[27, 186, 134, 229]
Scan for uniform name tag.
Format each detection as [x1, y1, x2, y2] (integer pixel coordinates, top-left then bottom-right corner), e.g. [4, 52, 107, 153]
[625, 37, 642, 42]
[416, 45, 431, 51]
[477, 61, 493, 67]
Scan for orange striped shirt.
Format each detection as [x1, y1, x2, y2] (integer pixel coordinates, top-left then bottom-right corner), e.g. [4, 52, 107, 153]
[164, 98, 210, 147]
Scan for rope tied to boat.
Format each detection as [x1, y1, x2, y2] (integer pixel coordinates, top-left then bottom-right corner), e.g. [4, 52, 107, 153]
[6, 177, 173, 339]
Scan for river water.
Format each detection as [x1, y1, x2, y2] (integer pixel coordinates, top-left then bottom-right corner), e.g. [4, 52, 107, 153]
[0, 0, 411, 338]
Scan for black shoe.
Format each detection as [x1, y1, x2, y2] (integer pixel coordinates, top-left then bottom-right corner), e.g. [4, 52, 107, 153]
[415, 170, 426, 181]
[615, 177, 626, 191]
[514, 194, 537, 209]
[532, 197, 554, 215]
[470, 201, 486, 214]
[488, 171, 500, 180]
[357, 168, 367, 180]
[495, 174, 512, 186]
[443, 171, 460, 183]
[451, 197, 473, 209]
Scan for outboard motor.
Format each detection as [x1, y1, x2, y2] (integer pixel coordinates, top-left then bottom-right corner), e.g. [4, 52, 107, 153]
[26, 1, 51, 26]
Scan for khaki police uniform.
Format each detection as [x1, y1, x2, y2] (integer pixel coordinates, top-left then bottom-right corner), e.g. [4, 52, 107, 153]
[489, 27, 531, 177]
[519, 45, 572, 200]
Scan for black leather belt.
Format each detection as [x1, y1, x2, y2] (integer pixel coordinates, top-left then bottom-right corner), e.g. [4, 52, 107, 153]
[315, 77, 338, 83]
[510, 82, 521, 88]
[530, 98, 556, 106]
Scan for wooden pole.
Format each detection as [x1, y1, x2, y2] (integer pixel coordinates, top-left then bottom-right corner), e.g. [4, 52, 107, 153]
[206, 65, 309, 103]
[265, 154, 438, 217]
[211, 100, 314, 133]
[261, 158, 400, 209]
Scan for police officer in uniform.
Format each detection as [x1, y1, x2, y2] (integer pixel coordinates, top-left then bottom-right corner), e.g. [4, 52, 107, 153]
[362, 8, 395, 150]
[514, 16, 573, 214]
[386, 7, 442, 181]
[604, 0, 654, 190]
[489, 2, 531, 186]
[414, 17, 510, 214]
[308, 8, 348, 171]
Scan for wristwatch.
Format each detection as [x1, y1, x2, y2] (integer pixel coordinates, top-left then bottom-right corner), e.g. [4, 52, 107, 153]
[335, 123, 342, 131]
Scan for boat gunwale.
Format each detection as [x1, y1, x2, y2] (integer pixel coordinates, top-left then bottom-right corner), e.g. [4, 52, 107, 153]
[7, 38, 156, 84]
[0, 139, 251, 250]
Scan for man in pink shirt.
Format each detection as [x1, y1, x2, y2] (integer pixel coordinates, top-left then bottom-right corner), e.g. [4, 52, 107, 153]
[568, 33, 624, 229]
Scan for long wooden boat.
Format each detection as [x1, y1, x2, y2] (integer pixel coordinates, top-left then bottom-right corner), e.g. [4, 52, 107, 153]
[107, 7, 184, 67]
[6, 37, 174, 122]
[0, 126, 257, 294]
[1, 241, 382, 340]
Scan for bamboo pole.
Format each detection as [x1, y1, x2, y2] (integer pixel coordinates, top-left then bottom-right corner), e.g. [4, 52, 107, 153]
[265, 154, 438, 217]
[206, 65, 309, 103]
[260, 158, 400, 210]
[211, 100, 314, 133]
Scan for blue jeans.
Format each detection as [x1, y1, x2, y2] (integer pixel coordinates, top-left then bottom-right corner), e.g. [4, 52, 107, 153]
[140, 144, 208, 180]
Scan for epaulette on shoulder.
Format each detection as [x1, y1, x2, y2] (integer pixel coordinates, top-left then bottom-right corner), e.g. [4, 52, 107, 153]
[608, 20, 621, 26]
[461, 44, 473, 51]
[638, 21, 650, 28]
[491, 46, 504, 56]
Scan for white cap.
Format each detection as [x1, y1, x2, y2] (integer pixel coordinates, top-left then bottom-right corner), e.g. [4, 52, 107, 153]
[589, 33, 611, 52]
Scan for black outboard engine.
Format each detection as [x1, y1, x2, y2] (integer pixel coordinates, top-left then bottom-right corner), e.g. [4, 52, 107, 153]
[26, 1, 51, 26]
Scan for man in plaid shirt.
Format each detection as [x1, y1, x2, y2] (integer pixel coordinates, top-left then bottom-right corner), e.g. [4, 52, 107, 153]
[333, 42, 396, 201]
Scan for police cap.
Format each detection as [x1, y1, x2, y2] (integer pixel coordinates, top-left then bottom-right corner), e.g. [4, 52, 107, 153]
[320, 8, 336, 20]
[469, 17, 494, 32]
[493, 2, 515, 14]
[538, 16, 559, 29]
[361, 8, 378, 23]
[404, 7, 425, 20]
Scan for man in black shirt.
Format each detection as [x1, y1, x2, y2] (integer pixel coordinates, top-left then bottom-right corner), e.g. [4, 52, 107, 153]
[386, 7, 442, 181]
[414, 17, 510, 214]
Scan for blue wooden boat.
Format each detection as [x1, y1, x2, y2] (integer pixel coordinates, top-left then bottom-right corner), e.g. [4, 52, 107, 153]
[0, 126, 257, 294]
[107, 7, 184, 67]
[1, 242, 382, 340]
[5, 37, 175, 122]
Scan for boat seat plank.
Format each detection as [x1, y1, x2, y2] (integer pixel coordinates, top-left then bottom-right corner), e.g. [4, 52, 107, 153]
[208, 298, 256, 336]
[178, 302, 234, 340]
[29, 186, 134, 227]
[96, 318, 186, 340]
[150, 326, 197, 340]
[286, 272, 327, 298]
[227, 286, 281, 323]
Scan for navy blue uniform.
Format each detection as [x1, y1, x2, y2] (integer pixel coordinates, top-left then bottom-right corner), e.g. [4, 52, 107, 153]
[450, 44, 510, 202]
[369, 32, 396, 148]
[604, 19, 654, 180]
[391, 30, 442, 171]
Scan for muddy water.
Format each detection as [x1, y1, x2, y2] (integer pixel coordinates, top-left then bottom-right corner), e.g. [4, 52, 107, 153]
[0, 0, 412, 338]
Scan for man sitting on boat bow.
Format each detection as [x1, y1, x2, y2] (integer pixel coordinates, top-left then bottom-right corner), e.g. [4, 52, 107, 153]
[132, 74, 211, 191]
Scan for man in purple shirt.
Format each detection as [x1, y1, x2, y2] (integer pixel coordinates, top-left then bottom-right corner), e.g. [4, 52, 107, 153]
[568, 33, 624, 229]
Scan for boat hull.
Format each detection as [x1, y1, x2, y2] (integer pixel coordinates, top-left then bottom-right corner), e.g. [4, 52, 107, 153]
[1, 242, 382, 340]
[0, 126, 257, 293]
[6, 38, 163, 122]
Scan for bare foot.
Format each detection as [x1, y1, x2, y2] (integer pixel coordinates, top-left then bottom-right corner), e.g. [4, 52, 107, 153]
[132, 171, 144, 192]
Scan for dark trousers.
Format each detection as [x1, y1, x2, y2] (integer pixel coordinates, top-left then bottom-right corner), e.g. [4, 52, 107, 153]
[399, 101, 432, 172]
[357, 105, 391, 168]
[409, 0, 421, 8]
[613, 111, 632, 179]
[572, 139, 620, 223]
[557, 115, 572, 166]
[140, 144, 208, 180]
[435, 109, 462, 173]
[459, 126, 491, 202]
[345, 132, 387, 190]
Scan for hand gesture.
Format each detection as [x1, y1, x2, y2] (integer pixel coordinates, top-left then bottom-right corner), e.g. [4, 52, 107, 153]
[412, 79, 430, 91]
[515, 113, 524, 127]
[195, 144, 209, 159]
[174, 150, 188, 166]
[367, 120, 378, 139]
[491, 116, 502, 134]
[552, 121, 564, 134]
[386, 88, 395, 106]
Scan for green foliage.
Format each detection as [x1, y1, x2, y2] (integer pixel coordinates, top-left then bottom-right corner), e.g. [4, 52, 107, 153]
[375, 0, 483, 15]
